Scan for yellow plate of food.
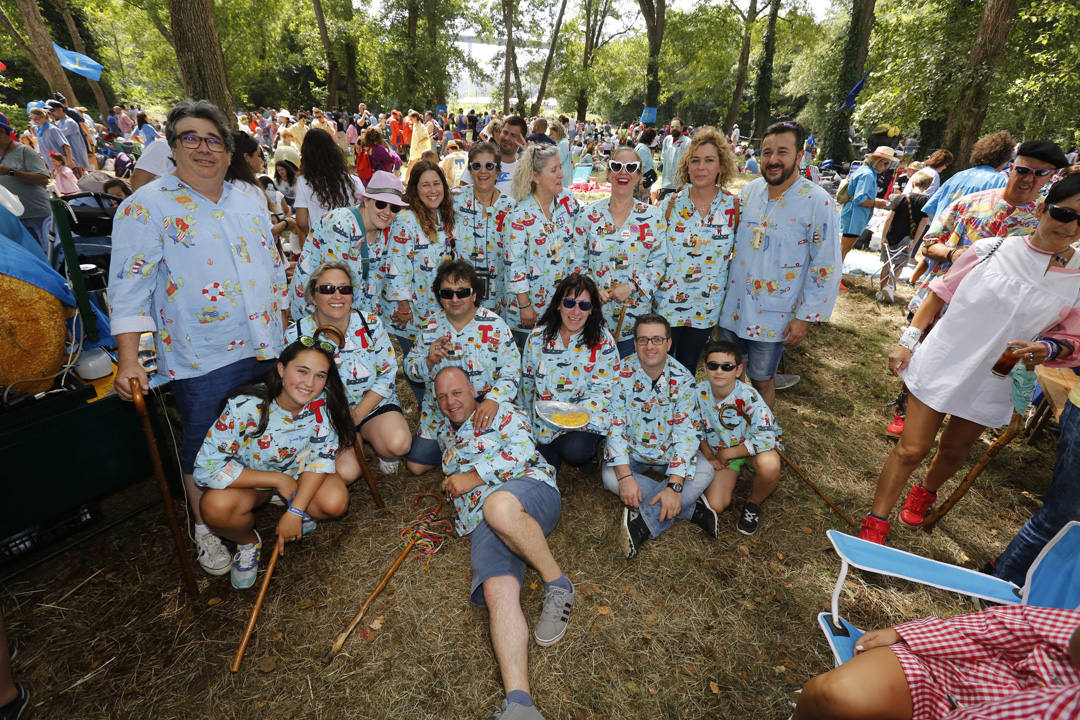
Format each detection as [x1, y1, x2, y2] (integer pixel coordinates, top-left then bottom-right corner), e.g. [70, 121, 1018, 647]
[536, 401, 591, 429]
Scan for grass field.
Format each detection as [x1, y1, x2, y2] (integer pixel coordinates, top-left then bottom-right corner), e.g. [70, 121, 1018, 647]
[3, 274, 1059, 720]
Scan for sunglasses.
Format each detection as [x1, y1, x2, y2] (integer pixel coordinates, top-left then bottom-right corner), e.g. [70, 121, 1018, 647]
[705, 361, 738, 372]
[608, 160, 640, 174]
[634, 335, 668, 346]
[315, 284, 353, 295]
[1047, 203, 1080, 224]
[299, 335, 337, 353]
[438, 287, 474, 299]
[373, 199, 402, 213]
[1012, 165, 1054, 178]
[469, 161, 498, 171]
[562, 297, 593, 311]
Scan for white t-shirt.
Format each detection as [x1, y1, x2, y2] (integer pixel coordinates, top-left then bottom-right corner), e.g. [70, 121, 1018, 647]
[293, 174, 365, 226]
[460, 158, 516, 196]
[133, 138, 175, 176]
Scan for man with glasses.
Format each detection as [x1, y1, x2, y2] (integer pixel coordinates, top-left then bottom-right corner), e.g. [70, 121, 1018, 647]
[603, 314, 710, 558]
[404, 260, 520, 475]
[109, 99, 288, 580]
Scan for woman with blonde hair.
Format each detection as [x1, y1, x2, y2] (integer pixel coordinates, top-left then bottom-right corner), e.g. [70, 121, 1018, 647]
[653, 126, 739, 372]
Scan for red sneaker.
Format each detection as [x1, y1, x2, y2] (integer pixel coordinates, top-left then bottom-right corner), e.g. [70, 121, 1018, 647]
[885, 414, 904, 438]
[839, 281, 849, 291]
[900, 484, 938, 528]
[858, 514, 890, 545]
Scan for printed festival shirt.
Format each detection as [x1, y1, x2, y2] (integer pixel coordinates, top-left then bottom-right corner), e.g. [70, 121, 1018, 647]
[109, 174, 287, 380]
[921, 164, 1008, 222]
[519, 326, 620, 443]
[659, 134, 690, 190]
[452, 185, 515, 317]
[719, 176, 841, 341]
[653, 188, 738, 329]
[908, 187, 1040, 315]
[405, 307, 521, 438]
[288, 311, 398, 410]
[581, 198, 668, 342]
[193, 394, 339, 489]
[385, 208, 457, 342]
[440, 401, 558, 536]
[694, 378, 779, 457]
[506, 190, 581, 331]
[605, 353, 699, 478]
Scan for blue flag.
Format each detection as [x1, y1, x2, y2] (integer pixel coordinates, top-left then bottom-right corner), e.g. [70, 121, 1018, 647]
[52, 43, 103, 82]
[640, 107, 657, 124]
[840, 71, 870, 112]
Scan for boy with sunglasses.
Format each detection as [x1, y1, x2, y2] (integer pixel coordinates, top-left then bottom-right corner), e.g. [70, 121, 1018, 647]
[693, 341, 781, 536]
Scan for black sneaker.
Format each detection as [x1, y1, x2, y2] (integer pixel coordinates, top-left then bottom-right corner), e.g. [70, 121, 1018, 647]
[619, 507, 650, 558]
[737, 502, 762, 536]
[0, 683, 29, 720]
[690, 497, 718, 538]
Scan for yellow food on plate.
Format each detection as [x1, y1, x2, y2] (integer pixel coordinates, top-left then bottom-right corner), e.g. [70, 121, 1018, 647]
[552, 411, 589, 427]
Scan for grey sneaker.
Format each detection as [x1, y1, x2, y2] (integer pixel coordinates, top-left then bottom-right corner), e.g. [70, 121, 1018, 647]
[378, 456, 400, 474]
[195, 531, 232, 576]
[534, 581, 574, 646]
[488, 699, 544, 720]
[774, 373, 800, 390]
[230, 531, 262, 590]
[690, 496, 719, 538]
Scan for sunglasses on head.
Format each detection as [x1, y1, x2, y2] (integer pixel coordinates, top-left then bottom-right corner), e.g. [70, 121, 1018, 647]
[562, 297, 593, 311]
[608, 160, 640, 174]
[299, 335, 337, 353]
[1013, 165, 1054, 178]
[1047, 203, 1080, 224]
[315, 284, 353, 295]
[373, 199, 402, 213]
[469, 161, 498, 171]
[438, 287, 474, 299]
[705, 361, 738, 372]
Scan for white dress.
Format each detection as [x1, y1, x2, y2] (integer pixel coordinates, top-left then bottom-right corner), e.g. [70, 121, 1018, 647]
[904, 236, 1080, 428]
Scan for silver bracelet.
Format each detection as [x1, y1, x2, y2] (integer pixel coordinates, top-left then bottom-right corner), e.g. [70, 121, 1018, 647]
[898, 325, 923, 351]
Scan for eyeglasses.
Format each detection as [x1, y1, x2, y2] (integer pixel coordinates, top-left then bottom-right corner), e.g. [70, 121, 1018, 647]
[562, 297, 593, 311]
[634, 335, 668, 346]
[705, 361, 738, 372]
[177, 133, 226, 153]
[1047, 203, 1080, 224]
[608, 160, 640, 174]
[1012, 165, 1054, 178]
[469, 161, 498, 171]
[438, 287, 474, 299]
[315, 284, 353, 295]
[373, 199, 402, 213]
[298, 335, 337, 353]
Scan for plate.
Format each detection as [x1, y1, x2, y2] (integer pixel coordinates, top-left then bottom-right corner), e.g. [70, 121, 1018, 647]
[535, 400, 591, 429]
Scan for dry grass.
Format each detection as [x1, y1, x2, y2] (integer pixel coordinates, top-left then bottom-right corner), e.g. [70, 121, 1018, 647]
[3, 274, 1059, 720]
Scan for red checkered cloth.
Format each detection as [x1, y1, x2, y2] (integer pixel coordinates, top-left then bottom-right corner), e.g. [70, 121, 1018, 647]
[889, 605, 1080, 720]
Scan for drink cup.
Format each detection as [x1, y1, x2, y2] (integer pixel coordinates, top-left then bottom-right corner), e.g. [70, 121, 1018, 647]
[991, 343, 1026, 377]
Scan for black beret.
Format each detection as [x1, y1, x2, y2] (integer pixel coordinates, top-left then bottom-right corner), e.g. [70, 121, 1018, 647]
[1016, 140, 1068, 168]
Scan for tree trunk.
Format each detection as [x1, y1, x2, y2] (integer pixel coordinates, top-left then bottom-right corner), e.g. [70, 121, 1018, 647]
[311, 0, 340, 108]
[424, 0, 446, 105]
[723, 0, 760, 134]
[51, 0, 110, 121]
[575, 90, 588, 122]
[637, 0, 666, 109]
[342, 0, 358, 108]
[11, 0, 80, 105]
[501, 0, 516, 114]
[752, 0, 781, 139]
[530, 0, 569, 116]
[167, 0, 235, 125]
[942, 0, 1018, 170]
[404, 0, 419, 105]
[821, 0, 876, 163]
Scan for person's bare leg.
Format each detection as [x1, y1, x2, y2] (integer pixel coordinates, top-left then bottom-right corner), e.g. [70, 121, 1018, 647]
[360, 411, 412, 459]
[751, 377, 776, 409]
[921, 415, 986, 494]
[793, 647, 912, 720]
[406, 460, 435, 476]
[909, 257, 928, 285]
[305, 475, 349, 519]
[704, 468, 738, 513]
[871, 394, 945, 518]
[748, 450, 781, 505]
[482, 491, 561, 582]
[484, 575, 530, 695]
[199, 488, 267, 545]
[0, 610, 15, 706]
[840, 234, 858, 263]
[334, 446, 361, 486]
[184, 474, 206, 524]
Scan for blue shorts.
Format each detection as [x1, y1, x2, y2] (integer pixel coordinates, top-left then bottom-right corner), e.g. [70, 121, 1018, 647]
[468, 478, 561, 607]
[715, 328, 785, 382]
[405, 434, 441, 466]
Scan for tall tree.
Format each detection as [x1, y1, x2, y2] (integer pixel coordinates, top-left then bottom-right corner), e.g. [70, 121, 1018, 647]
[752, 0, 781, 139]
[723, 0, 767, 134]
[342, 0, 359, 108]
[574, 0, 622, 120]
[820, 0, 876, 162]
[942, 0, 1019, 170]
[501, 0, 518, 114]
[530, 0, 568, 116]
[5, 0, 80, 104]
[311, 0, 341, 107]
[167, 0, 235, 124]
[637, 0, 666, 110]
[50, 0, 109, 121]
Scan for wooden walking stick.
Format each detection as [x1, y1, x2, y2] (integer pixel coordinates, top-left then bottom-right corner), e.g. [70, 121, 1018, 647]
[355, 448, 386, 509]
[778, 449, 856, 527]
[614, 302, 629, 341]
[231, 535, 285, 672]
[129, 378, 200, 599]
[324, 492, 445, 664]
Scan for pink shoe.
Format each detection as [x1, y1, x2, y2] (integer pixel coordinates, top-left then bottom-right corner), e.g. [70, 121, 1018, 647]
[900, 484, 938, 528]
[858, 514, 890, 545]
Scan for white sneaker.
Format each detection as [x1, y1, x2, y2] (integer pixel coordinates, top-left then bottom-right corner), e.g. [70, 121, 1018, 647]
[378, 457, 400, 475]
[195, 532, 232, 576]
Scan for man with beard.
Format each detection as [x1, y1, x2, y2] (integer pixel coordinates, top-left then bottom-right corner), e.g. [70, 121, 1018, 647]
[717, 121, 841, 408]
[658, 117, 690, 199]
[461, 115, 527, 194]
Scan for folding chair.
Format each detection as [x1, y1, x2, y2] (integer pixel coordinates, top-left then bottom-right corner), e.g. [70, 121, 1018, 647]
[817, 521, 1080, 666]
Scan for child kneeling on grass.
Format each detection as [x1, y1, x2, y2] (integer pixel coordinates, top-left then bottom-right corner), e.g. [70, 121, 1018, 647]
[193, 333, 355, 589]
[693, 341, 782, 536]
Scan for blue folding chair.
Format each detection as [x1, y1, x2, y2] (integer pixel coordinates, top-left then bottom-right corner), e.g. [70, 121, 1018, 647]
[572, 163, 593, 185]
[818, 521, 1080, 666]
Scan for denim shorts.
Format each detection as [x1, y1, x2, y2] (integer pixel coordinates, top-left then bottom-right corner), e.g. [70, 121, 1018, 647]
[468, 478, 561, 607]
[405, 434, 441, 466]
[715, 327, 786, 382]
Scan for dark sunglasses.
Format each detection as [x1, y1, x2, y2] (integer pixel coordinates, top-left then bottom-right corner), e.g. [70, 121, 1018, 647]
[1047, 203, 1080, 224]
[562, 297, 593, 311]
[299, 335, 337, 353]
[469, 161, 498, 171]
[1013, 165, 1054, 178]
[315, 284, 353, 295]
[438, 287, 474, 299]
[373, 199, 402, 213]
[705, 361, 738, 372]
[608, 160, 640, 174]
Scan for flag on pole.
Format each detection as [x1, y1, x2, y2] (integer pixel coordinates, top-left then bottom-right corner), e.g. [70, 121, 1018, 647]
[52, 43, 103, 82]
[840, 72, 871, 112]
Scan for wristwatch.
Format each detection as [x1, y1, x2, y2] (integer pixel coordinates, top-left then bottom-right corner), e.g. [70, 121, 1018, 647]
[7, 169, 14, 176]
[666, 481, 683, 493]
